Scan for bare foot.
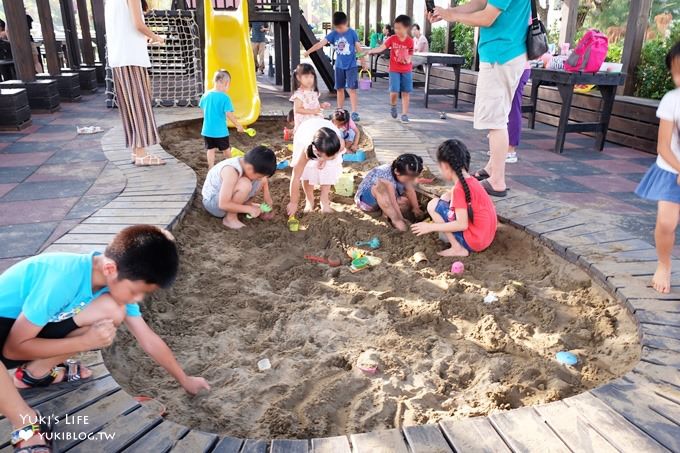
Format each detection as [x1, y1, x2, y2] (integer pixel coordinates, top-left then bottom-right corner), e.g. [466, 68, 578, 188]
[304, 201, 315, 213]
[320, 203, 335, 213]
[438, 244, 469, 257]
[14, 365, 92, 389]
[652, 264, 671, 294]
[222, 216, 245, 230]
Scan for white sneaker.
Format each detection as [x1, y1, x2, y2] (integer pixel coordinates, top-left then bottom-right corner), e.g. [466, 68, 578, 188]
[505, 152, 518, 163]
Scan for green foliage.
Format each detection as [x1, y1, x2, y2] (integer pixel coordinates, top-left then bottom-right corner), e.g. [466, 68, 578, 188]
[606, 41, 623, 62]
[635, 38, 674, 100]
[429, 27, 446, 53]
[428, 24, 473, 69]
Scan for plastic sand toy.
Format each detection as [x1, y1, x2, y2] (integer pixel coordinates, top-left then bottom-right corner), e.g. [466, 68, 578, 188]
[246, 203, 272, 219]
[244, 127, 256, 137]
[283, 127, 293, 141]
[231, 147, 245, 157]
[277, 160, 290, 170]
[334, 173, 354, 196]
[288, 216, 300, 232]
[304, 254, 341, 267]
[342, 150, 366, 162]
[347, 248, 382, 273]
[556, 351, 578, 366]
[355, 236, 380, 249]
[451, 261, 464, 274]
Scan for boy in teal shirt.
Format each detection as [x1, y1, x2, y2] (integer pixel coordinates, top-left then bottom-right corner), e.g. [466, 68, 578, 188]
[200, 69, 245, 168]
[0, 225, 209, 396]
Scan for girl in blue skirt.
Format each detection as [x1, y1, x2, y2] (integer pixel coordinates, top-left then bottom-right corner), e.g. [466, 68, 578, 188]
[635, 41, 680, 294]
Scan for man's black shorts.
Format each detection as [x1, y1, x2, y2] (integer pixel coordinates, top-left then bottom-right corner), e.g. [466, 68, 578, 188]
[0, 317, 79, 369]
[203, 136, 230, 151]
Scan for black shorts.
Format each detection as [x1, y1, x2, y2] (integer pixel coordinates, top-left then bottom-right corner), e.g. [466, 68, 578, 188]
[0, 317, 79, 369]
[204, 136, 230, 151]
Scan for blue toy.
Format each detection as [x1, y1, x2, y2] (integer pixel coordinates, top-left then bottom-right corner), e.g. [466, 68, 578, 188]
[555, 351, 578, 366]
[343, 150, 366, 162]
[276, 160, 290, 170]
[355, 236, 380, 249]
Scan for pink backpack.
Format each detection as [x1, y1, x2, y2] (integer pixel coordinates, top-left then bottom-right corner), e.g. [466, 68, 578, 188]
[565, 29, 609, 73]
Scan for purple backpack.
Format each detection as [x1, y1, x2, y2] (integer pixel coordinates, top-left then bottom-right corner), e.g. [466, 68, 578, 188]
[565, 29, 609, 73]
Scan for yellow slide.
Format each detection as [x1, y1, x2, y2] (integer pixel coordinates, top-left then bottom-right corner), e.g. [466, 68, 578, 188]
[203, 0, 260, 126]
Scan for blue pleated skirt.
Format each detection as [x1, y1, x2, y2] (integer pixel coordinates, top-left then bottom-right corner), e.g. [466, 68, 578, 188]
[635, 163, 680, 204]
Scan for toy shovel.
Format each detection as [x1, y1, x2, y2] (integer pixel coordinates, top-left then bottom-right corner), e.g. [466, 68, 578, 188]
[355, 236, 380, 249]
[304, 254, 341, 267]
[246, 203, 272, 219]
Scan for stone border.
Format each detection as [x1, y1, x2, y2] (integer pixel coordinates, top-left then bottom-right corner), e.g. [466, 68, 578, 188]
[43, 110, 680, 452]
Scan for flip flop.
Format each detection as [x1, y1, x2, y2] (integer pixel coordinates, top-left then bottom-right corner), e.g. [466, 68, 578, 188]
[474, 169, 491, 181]
[481, 179, 507, 197]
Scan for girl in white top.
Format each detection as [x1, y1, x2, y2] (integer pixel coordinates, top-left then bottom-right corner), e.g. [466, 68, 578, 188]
[105, 0, 166, 166]
[287, 118, 344, 215]
[635, 42, 680, 294]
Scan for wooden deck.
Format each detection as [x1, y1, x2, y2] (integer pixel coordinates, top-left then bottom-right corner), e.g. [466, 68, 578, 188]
[6, 108, 678, 452]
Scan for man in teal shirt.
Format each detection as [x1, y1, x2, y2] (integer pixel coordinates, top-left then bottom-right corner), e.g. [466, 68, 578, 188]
[429, 0, 529, 197]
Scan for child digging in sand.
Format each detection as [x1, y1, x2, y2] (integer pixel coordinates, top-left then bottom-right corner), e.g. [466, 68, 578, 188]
[355, 153, 424, 231]
[635, 41, 680, 293]
[0, 225, 210, 395]
[200, 69, 245, 168]
[412, 139, 497, 256]
[202, 145, 277, 229]
[287, 118, 344, 215]
[331, 108, 361, 152]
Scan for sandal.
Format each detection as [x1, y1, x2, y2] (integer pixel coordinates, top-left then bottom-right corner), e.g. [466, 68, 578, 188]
[134, 154, 166, 166]
[11, 410, 52, 453]
[481, 179, 507, 197]
[15, 361, 88, 388]
[474, 169, 491, 181]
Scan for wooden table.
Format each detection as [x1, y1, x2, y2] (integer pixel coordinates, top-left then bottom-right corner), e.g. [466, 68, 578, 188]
[412, 52, 465, 109]
[528, 68, 626, 153]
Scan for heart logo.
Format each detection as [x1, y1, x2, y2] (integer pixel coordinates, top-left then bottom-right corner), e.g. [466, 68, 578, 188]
[18, 429, 33, 441]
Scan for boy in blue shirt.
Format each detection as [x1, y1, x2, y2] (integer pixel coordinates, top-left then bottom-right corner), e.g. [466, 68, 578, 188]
[0, 225, 210, 396]
[200, 70, 245, 168]
[304, 12, 367, 122]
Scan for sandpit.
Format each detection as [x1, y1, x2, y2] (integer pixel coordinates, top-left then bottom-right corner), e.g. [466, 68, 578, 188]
[104, 118, 640, 439]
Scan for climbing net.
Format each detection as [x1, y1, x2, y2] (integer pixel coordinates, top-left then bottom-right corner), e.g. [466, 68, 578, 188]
[106, 10, 204, 108]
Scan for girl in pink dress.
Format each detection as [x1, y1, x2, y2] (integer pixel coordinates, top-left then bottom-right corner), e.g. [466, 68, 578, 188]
[289, 63, 331, 131]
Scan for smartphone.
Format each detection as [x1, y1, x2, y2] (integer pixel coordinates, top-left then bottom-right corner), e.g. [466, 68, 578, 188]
[425, 0, 435, 13]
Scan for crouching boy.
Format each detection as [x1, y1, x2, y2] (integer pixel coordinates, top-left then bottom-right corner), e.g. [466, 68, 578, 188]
[0, 225, 210, 396]
[202, 145, 277, 229]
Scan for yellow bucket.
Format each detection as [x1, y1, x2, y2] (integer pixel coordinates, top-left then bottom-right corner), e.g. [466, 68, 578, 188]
[334, 173, 354, 197]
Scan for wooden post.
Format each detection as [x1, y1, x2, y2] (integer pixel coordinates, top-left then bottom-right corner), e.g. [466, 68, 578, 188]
[36, 0, 62, 75]
[290, 0, 301, 70]
[196, 0, 205, 82]
[60, 0, 82, 68]
[364, 0, 370, 45]
[389, 0, 396, 23]
[90, 0, 106, 64]
[2, 0, 36, 81]
[354, 0, 360, 38]
[420, 7, 432, 38]
[375, 0, 382, 34]
[622, 0, 652, 95]
[346, 0, 351, 25]
[406, 0, 413, 19]
[444, 0, 457, 54]
[558, 0, 579, 46]
[76, 0, 96, 65]
[274, 22, 283, 85]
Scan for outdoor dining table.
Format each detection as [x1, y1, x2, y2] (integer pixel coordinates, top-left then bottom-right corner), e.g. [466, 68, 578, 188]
[411, 52, 466, 109]
[527, 68, 626, 154]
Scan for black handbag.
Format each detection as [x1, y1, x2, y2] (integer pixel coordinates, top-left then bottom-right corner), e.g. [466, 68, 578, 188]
[526, 0, 548, 60]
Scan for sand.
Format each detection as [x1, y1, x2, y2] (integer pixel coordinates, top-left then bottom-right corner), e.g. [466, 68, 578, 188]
[104, 118, 640, 439]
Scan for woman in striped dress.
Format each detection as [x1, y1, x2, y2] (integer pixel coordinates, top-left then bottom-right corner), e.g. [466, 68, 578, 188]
[105, 0, 165, 166]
